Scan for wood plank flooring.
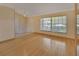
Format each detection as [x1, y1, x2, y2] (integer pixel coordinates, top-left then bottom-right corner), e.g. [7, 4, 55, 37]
[0, 33, 78, 56]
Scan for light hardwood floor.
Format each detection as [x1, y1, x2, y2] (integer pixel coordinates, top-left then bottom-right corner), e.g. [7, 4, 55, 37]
[0, 33, 78, 56]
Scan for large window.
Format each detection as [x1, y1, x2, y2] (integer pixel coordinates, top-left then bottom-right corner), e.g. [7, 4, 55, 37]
[40, 16, 67, 33]
[77, 15, 79, 34]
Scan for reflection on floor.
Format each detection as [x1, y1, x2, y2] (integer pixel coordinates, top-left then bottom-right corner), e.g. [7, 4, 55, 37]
[0, 33, 77, 56]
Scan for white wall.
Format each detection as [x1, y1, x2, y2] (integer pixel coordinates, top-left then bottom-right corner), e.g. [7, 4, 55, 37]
[0, 6, 27, 41]
[0, 6, 15, 42]
[26, 17, 34, 33]
[14, 13, 27, 37]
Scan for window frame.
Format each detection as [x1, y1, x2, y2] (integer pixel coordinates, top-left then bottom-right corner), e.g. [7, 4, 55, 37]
[77, 15, 79, 34]
[40, 17, 52, 32]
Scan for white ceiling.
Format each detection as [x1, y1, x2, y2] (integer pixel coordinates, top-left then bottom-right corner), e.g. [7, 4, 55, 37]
[0, 3, 73, 16]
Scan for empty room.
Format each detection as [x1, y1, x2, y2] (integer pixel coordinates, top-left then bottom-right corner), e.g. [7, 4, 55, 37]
[0, 3, 79, 56]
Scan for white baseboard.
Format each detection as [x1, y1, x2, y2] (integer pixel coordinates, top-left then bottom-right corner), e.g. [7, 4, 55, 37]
[15, 32, 34, 38]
